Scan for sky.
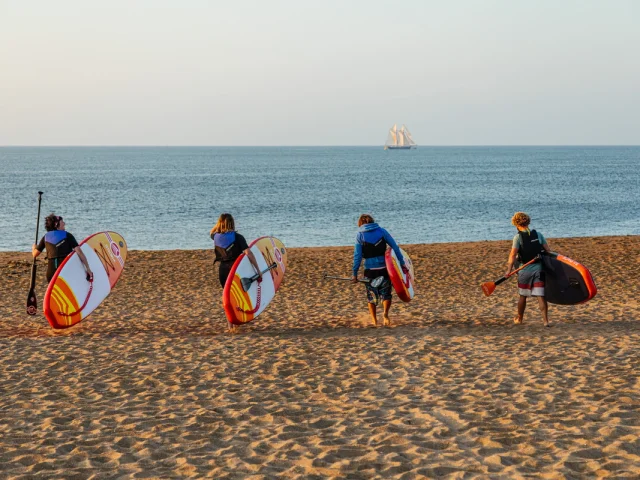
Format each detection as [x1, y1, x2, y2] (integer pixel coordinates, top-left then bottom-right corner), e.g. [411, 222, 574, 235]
[1, 0, 639, 146]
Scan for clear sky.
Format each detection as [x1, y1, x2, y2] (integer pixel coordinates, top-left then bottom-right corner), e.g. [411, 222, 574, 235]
[1, 0, 638, 145]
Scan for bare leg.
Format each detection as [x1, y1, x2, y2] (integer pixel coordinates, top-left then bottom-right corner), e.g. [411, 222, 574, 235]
[368, 303, 377, 326]
[537, 296, 550, 327]
[514, 295, 526, 324]
[382, 300, 392, 326]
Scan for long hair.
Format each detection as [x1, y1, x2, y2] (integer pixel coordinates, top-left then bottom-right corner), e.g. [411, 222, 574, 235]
[358, 214, 375, 227]
[210, 213, 236, 235]
[44, 213, 62, 232]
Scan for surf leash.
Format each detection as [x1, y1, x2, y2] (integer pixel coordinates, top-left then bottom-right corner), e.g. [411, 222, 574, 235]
[236, 277, 262, 315]
[58, 275, 94, 317]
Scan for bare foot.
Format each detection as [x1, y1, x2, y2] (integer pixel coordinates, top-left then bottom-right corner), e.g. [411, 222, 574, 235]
[370, 318, 377, 327]
[544, 322, 553, 328]
[383, 316, 391, 326]
[513, 316, 523, 325]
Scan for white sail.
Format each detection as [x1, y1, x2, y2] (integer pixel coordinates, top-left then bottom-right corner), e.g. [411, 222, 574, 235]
[384, 123, 416, 149]
[385, 124, 398, 147]
[401, 125, 416, 146]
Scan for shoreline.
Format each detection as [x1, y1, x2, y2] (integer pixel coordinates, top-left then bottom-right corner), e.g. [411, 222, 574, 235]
[2, 233, 639, 255]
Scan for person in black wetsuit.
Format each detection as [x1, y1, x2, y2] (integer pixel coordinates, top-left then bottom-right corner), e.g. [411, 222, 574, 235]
[210, 213, 261, 333]
[32, 214, 93, 283]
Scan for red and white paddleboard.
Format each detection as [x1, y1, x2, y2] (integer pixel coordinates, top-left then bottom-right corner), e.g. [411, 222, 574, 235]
[43, 231, 127, 329]
[385, 247, 415, 302]
[222, 236, 287, 325]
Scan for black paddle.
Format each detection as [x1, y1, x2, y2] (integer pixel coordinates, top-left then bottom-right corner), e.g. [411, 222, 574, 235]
[241, 262, 277, 292]
[481, 255, 540, 297]
[324, 275, 385, 288]
[26, 191, 44, 315]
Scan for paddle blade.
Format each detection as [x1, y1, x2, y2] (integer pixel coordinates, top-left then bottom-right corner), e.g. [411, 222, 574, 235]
[26, 288, 38, 315]
[241, 277, 254, 292]
[481, 282, 496, 297]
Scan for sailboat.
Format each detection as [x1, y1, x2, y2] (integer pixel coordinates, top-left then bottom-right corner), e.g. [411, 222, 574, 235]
[384, 124, 417, 150]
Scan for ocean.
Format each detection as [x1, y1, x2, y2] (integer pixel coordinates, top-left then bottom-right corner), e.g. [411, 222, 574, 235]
[0, 146, 638, 251]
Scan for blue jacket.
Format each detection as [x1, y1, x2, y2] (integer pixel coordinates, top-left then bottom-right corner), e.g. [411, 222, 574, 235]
[353, 223, 404, 276]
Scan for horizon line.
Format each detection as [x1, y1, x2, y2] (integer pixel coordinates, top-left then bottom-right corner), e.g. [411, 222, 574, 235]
[2, 144, 640, 148]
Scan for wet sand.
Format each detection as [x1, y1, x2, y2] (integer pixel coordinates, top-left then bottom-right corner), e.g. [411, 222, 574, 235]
[0, 236, 639, 478]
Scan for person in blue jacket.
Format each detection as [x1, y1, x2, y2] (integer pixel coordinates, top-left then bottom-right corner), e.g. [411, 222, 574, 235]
[352, 214, 408, 327]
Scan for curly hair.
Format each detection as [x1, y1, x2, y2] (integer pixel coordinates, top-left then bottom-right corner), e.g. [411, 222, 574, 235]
[511, 212, 531, 228]
[210, 213, 236, 235]
[44, 213, 62, 232]
[357, 214, 375, 227]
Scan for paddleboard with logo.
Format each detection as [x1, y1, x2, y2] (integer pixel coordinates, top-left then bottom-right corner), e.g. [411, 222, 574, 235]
[223, 236, 287, 325]
[542, 252, 597, 305]
[385, 247, 415, 302]
[43, 231, 127, 329]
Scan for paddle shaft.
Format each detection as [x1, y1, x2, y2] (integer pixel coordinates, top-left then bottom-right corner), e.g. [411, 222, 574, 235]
[252, 262, 277, 280]
[241, 262, 277, 292]
[26, 191, 43, 315]
[324, 275, 370, 284]
[494, 256, 540, 286]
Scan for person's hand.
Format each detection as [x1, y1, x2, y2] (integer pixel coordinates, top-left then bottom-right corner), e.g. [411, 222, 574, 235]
[86, 271, 94, 282]
[401, 265, 409, 275]
[351, 276, 358, 284]
[505, 267, 512, 277]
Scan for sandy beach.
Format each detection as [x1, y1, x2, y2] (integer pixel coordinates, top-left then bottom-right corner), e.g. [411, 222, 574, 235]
[0, 236, 639, 478]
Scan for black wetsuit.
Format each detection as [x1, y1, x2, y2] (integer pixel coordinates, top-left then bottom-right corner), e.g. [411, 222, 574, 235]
[211, 231, 249, 287]
[36, 230, 79, 282]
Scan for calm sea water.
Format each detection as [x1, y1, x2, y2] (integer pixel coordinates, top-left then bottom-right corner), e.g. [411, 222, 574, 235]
[0, 146, 638, 251]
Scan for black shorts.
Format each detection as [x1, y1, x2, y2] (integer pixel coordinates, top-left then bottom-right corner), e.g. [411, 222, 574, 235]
[364, 268, 392, 304]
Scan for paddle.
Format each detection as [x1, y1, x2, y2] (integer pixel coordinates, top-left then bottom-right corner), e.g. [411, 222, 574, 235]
[481, 255, 540, 297]
[241, 262, 277, 292]
[26, 191, 44, 315]
[324, 275, 385, 288]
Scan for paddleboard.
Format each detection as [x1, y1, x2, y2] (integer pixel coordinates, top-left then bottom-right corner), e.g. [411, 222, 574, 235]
[43, 231, 127, 329]
[385, 247, 415, 302]
[542, 252, 597, 305]
[223, 236, 287, 325]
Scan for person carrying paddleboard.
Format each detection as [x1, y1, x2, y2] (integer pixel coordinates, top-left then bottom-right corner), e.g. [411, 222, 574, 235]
[352, 214, 408, 327]
[506, 212, 552, 327]
[210, 213, 261, 333]
[32, 214, 93, 283]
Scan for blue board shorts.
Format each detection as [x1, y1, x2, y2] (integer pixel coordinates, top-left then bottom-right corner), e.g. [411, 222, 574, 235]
[518, 270, 545, 297]
[364, 268, 392, 304]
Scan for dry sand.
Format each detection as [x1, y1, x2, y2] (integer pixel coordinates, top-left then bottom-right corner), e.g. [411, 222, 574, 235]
[0, 236, 639, 478]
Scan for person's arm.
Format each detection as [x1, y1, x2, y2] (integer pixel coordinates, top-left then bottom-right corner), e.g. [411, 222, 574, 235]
[506, 248, 518, 276]
[383, 230, 406, 268]
[539, 232, 550, 253]
[74, 247, 93, 280]
[352, 240, 363, 282]
[32, 237, 45, 258]
[244, 249, 262, 279]
[506, 234, 520, 275]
